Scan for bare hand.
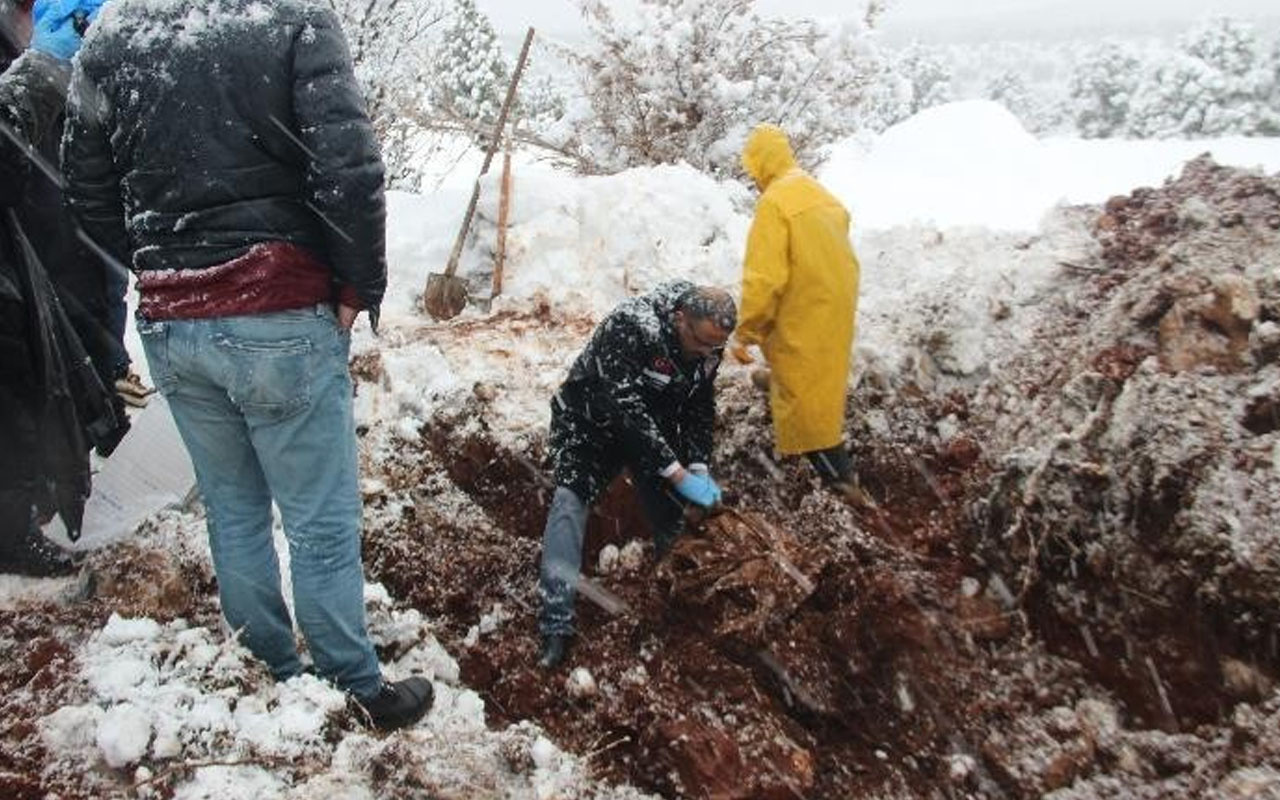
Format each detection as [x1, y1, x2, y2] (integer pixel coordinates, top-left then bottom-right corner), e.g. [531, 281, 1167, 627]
[729, 342, 755, 365]
[337, 303, 359, 330]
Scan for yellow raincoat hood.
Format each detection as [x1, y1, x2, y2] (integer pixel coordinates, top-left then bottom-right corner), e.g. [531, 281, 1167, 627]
[741, 124, 796, 190]
[736, 124, 861, 455]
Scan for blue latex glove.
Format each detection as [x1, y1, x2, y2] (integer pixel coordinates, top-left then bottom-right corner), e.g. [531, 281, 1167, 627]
[674, 471, 722, 509]
[31, 0, 107, 61]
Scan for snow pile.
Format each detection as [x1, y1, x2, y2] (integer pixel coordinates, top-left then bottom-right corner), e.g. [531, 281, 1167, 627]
[40, 613, 342, 774]
[821, 100, 1280, 233]
[851, 214, 1099, 383]
[387, 162, 751, 323]
[35, 585, 637, 798]
[824, 100, 1060, 231]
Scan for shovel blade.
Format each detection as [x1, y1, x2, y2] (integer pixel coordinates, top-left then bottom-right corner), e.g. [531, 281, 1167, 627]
[423, 272, 469, 320]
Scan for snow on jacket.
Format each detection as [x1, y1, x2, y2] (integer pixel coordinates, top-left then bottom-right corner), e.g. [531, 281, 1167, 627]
[551, 281, 720, 500]
[738, 124, 860, 455]
[61, 0, 387, 323]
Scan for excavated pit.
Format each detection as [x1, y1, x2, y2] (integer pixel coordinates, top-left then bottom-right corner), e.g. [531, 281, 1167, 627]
[359, 157, 1280, 798]
[363, 410, 987, 797]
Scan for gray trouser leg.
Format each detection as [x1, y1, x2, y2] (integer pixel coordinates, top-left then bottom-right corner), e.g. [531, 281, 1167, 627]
[538, 487, 590, 636]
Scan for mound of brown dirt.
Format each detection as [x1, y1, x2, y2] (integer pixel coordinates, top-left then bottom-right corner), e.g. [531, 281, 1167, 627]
[967, 156, 1280, 734]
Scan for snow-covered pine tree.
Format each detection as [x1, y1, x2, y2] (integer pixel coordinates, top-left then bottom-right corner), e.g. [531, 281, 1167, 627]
[1181, 16, 1275, 135]
[552, 0, 884, 177]
[855, 43, 952, 133]
[1129, 16, 1276, 137]
[430, 0, 509, 142]
[985, 71, 1034, 126]
[1267, 37, 1280, 133]
[1185, 15, 1259, 77]
[856, 59, 912, 134]
[519, 67, 571, 136]
[1068, 40, 1145, 138]
[897, 43, 953, 117]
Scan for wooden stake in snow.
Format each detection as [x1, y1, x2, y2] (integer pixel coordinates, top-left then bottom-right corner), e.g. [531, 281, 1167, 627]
[493, 142, 513, 299]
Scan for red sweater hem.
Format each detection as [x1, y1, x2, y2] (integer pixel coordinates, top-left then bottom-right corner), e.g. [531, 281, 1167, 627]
[136, 242, 361, 320]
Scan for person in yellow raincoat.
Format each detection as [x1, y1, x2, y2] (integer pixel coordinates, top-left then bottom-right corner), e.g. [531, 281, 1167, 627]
[733, 123, 861, 494]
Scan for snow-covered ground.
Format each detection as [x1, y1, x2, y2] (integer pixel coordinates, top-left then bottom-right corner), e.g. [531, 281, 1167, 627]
[10, 102, 1280, 798]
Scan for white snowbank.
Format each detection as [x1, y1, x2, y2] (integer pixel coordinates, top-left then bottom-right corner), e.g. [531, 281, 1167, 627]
[385, 162, 751, 324]
[823, 100, 1280, 232]
[824, 101, 1060, 231]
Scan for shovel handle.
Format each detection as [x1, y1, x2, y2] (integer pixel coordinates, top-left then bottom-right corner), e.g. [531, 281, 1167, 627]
[482, 28, 536, 175]
[438, 27, 535, 281]
[442, 182, 481, 278]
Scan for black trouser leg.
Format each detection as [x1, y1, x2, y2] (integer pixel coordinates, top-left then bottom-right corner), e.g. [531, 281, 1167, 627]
[633, 474, 686, 558]
[806, 444, 853, 485]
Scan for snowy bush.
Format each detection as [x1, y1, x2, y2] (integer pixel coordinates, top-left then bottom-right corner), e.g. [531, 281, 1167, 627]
[984, 70, 1052, 133]
[859, 42, 954, 133]
[1268, 38, 1280, 114]
[1068, 41, 1146, 138]
[518, 65, 572, 138]
[1130, 17, 1278, 137]
[1068, 17, 1280, 139]
[896, 43, 954, 118]
[545, 0, 887, 177]
[326, 0, 447, 188]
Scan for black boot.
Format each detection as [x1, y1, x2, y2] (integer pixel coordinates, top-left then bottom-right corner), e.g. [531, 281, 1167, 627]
[355, 676, 434, 731]
[538, 634, 571, 669]
[0, 530, 80, 578]
[806, 445, 855, 486]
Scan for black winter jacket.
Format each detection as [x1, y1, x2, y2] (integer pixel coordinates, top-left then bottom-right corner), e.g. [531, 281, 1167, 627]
[62, 0, 387, 320]
[1, 47, 123, 542]
[8, 50, 124, 386]
[551, 281, 720, 490]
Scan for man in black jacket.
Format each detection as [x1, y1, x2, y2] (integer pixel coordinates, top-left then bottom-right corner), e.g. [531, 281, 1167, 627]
[538, 281, 735, 668]
[61, 0, 430, 730]
[0, 0, 124, 576]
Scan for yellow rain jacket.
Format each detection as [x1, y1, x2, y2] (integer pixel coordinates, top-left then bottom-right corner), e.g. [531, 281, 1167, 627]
[738, 125, 860, 455]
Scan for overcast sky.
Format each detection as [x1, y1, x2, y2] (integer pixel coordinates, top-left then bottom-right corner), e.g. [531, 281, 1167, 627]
[476, 0, 1280, 41]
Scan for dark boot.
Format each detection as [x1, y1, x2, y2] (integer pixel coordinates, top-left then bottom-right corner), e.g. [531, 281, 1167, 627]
[355, 676, 434, 731]
[806, 445, 854, 485]
[750, 367, 771, 392]
[538, 634, 571, 670]
[832, 478, 877, 510]
[0, 530, 80, 578]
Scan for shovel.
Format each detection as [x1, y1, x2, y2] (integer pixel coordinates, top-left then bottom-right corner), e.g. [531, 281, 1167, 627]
[423, 27, 536, 320]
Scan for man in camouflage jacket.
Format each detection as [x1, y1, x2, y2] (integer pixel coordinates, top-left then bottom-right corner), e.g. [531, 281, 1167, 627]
[538, 280, 736, 668]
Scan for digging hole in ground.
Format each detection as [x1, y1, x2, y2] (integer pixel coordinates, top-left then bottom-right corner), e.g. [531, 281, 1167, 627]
[363, 401, 1040, 797]
[359, 161, 1280, 795]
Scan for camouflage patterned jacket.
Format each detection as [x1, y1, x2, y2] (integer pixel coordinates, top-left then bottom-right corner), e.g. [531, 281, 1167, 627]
[552, 281, 721, 485]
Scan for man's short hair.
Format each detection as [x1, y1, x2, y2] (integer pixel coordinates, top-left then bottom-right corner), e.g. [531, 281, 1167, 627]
[677, 286, 737, 332]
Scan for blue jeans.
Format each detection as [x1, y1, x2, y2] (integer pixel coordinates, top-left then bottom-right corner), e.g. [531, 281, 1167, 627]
[138, 305, 381, 699]
[538, 479, 685, 637]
